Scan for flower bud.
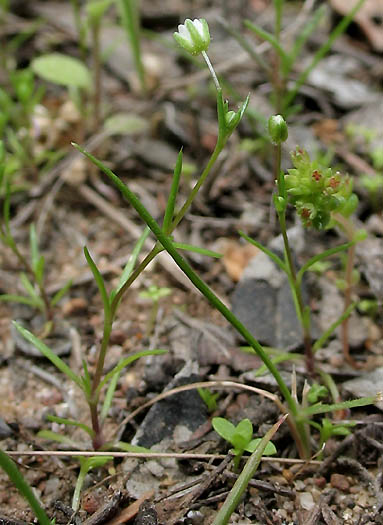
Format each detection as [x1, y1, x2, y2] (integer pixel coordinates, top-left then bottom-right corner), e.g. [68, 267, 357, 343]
[173, 19, 210, 56]
[268, 115, 288, 144]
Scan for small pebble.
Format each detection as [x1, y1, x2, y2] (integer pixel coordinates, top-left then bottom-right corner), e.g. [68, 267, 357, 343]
[314, 476, 327, 489]
[298, 492, 315, 510]
[330, 473, 350, 492]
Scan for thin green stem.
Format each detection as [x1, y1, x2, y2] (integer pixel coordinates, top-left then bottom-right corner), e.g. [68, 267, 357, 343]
[275, 143, 313, 374]
[202, 50, 221, 91]
[91, 20, 101, 131]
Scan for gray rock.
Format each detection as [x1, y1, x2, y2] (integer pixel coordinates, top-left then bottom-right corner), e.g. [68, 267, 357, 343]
[342, 368, 383, 411]
[0, 416, 13, 438]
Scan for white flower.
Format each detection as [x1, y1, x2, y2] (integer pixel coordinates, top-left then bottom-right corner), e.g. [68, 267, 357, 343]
[174, 18, 210, 55]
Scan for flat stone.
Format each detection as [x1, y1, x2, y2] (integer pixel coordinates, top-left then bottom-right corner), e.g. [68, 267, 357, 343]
[342, 367, 383, 411]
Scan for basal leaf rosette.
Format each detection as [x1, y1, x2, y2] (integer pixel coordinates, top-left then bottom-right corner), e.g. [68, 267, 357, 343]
[285, 148, 358, 230]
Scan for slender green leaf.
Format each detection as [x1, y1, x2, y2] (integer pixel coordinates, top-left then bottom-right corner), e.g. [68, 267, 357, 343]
[284, 5, 325, 77]
[297, 241, 355, 285]
[112, 226, 151, 298]
[101, 366, 121, 422]
[163, 150, 183, 234]
[313, 303, 356, 353]
[299, 396, 378, 419]
[239, 231, 286, 272]
[45, 414, 94, 437]
[0, 294, 41, 307]
[29, 224, 39, 274]
[118, 0, 146, 92]
[20, 272, 40, 302]
[0, 450, 51, 524]
[255, 352, 303, 376]
[37, 430, 84, 448]
[244, 20, 289, 67]
[96, 349, 166, 394]
[114, 441, 154, 453]
[51, 279, 72, 307]
[34, 255, 45, 287]
[172, 242, 222, 258]
[84, 246, 111, 320]
[13, 322, 83, 388]
[283, 0, 365, 109]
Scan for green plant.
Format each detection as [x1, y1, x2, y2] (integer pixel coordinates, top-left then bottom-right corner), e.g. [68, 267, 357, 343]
[0, 147, 72, 324]
[242, 0, 365, 115]
[212, 417, 276, 470]
[139, 284, 172, 336]
[359, 173, 383, 212]
[72, 19, 380, 463]
[212, 415, 287, 525]
[118, 0, 146, 93]
[0, 449, 52, 524]
[198, 387, 219, 413]
[72, 455, 112, 511]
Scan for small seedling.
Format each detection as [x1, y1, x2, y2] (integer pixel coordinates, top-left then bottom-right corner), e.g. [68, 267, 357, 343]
[198, 387, 219, 413]
[139, 284, 172, 336]
[212, 417, 276, 470]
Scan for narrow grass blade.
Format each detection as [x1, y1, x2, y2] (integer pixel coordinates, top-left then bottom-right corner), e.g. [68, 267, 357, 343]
[34, 255, 45, 286]
[114, 441, 154, 453]
[84, 246, 111, 320]
[0, 450, 51, 524]
[163, 150, 183, 234]
[172, 242, 222, 258]
[45, 414, 94, 437]
[239, 231, 286, 272]
[13, 321, 83, 389]
[212, 415, 287, 525]
[51, 279, 72, 307]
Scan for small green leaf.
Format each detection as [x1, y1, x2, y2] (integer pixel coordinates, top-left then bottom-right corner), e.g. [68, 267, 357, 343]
[245, 438, 276, 455]
[212, 417, 236, 442]
[31, 53, 91, 89]
[101, 364, 121, 422]
[235, 419, 253, 444]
